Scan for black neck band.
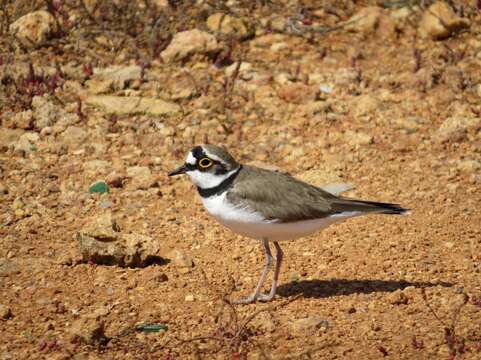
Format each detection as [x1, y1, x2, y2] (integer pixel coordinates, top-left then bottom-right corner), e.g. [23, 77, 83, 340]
[197, 166, 242, 198]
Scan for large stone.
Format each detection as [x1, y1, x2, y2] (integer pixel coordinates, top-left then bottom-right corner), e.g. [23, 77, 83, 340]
[419, 1, 469, 40]
[456, 159, 481, 173]
[69, 315, 108, 345]
[290, 316, 328, 336]
[79, 213, 119, 242]
[31, 96, 79, 129]
[93, 65, 141, 83]
[82, 0, 99, 14]
[61, 126, 88, 148]
[76, 213, 162, 267]
[126, 166, 157, 190]
[0, 129, 25, 148]
[167, 249, 194, 268]
[9, 10, 57, 48]
[352, 94, 379, 117]
[160, 29, 220, 63]
[0, 259, 21, 277]
[435, 117, 479, 143]
[92, 65, 142, 90]
[85, 96, 180, 116]
[277, 83, 318, 104]
[206, 13, 254, 40]
[345, 7, 382, 34]
[31, 96, 58, 129]
[333, 68, 360, 86]
[168, 77, 196, 100]
[83, 160, 111, 175]
[0, 304, 12, 319]
[345, 130, 374, 146]
[85, 79, 113, 95]
[387, 290, 409, 305]
[225, 62, 253, 78]
[152, 0, 169, 9]
[14, 132, 40, 153]
[8, 110, 34, 130]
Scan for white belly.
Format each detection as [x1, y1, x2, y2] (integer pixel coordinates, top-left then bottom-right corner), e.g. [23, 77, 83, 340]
[201, 193, 360, 241]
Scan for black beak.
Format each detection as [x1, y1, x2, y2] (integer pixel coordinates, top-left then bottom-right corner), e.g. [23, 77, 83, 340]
[168, 164, 189, 177]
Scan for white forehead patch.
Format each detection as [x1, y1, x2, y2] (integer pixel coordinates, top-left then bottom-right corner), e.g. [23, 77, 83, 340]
[186, 152, 196, 165]
[203, 148, 224, 164]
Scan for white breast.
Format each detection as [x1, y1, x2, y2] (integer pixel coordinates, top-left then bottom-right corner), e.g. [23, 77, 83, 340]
[200, 193, 361, 241]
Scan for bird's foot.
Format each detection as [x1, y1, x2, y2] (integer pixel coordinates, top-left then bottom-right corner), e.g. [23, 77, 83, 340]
[232, 293, 275, 304]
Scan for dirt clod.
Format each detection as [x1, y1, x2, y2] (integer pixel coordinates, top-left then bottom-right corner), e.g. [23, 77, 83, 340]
[1, 1, 480, 358]
[69, 316, 109, 346]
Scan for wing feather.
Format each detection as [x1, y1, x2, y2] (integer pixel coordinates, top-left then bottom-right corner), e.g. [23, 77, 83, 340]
[227, 166, 407, 223]
[227, 166, 335, 222]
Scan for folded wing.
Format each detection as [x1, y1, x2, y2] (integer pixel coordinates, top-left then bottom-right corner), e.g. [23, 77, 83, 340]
[227, 166, 408, 223]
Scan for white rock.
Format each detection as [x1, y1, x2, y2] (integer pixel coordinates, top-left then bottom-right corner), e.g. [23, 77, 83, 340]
[225, 62, 253, 77]
[161, 29, 220, 63]
[151, 0, 169, 9]
[270, 42, 289, 52]
[456, 159, 481, 173]
[206, 13, 253, 40]
[61, 126, 88, 148]
[346, 130, 374, 146]
[167, 249, 194, 268]
[126, 166, 156, 190]
[333, 68, 360, 86]
[85, 79, 113, 95]
[9, 10, 57, 48]
[319, 84, 333, 94]
[273, 72, 293, 85]
[84, 160, 111, 174]
[0, 304, 12, 319]
[352, 94, 378, 117]
[10, 110, 34, 130]
[14, 132, 40, 153]
[476, 84, 481, 98]
[435, 117, 478, 143]
[85, 95, 180, 116]
[345, 7, 381, 34]
[419, 1, 469, 40]
[32, 96, 79, 129]
[69, 315, 108, 345]
[93, 65, 142, 89]
[76, 213, 162, 267]
[127, 166, 151, 178]
[290, 316, 328, 336]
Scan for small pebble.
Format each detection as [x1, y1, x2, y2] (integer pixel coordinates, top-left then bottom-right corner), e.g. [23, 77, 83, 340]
[0, 304, 12, 319]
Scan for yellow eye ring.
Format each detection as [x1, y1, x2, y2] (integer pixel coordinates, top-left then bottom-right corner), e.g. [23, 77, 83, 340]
[198, 158, 213, 168]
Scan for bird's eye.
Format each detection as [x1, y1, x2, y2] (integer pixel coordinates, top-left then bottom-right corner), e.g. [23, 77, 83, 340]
[198, 158, 213, 168]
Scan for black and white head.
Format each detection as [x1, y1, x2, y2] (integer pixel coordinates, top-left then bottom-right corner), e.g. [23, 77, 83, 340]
[168, 145, 240, 189]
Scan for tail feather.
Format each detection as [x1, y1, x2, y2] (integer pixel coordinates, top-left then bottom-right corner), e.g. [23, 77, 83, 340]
[332, 198, 410, 215]
[353, 199, 410, 215]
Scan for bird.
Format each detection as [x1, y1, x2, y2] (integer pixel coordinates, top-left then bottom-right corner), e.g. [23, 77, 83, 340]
[169, 144, 409, 304]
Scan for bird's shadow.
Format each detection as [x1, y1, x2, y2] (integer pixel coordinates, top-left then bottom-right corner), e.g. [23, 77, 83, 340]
[277, 279, 453, 299]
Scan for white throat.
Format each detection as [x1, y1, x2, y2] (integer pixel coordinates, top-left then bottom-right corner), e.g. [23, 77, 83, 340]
[187, 167, 239, 189]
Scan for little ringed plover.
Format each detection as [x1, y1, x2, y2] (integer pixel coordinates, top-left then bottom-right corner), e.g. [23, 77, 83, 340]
[169, 144, 409, 304]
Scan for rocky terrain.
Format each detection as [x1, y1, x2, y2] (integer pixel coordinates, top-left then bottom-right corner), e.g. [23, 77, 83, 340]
[0, 0, 480, 359]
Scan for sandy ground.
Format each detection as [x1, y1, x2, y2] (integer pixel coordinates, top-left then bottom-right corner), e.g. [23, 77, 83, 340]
[1, 1, 480, 359]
